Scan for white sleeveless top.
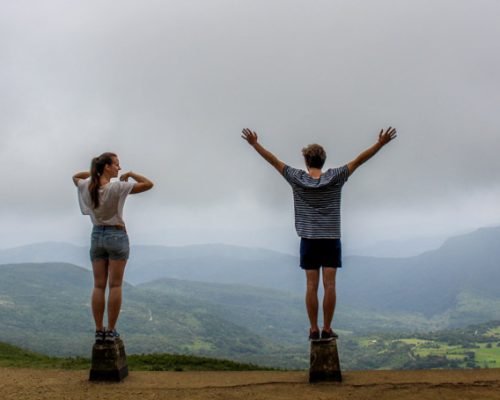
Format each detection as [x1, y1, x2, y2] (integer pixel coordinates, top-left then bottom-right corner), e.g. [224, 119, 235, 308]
[77, 179, 134, 226]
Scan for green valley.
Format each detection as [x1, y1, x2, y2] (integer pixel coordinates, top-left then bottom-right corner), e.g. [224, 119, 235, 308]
[339, 320, 500, 370]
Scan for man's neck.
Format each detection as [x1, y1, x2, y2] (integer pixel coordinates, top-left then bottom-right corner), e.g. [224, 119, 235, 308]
[307, 168, 322, 179]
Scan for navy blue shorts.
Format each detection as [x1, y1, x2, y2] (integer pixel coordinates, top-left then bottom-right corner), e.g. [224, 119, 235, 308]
[90, 226, 130, 262]
[300, 238, 342, 270]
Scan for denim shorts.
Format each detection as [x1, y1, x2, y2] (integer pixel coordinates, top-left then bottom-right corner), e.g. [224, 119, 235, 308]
[300, 238, 342, 270]
[90, 226, 130, 262]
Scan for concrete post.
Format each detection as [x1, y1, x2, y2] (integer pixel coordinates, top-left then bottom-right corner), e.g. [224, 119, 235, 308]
[89, 338, 129, 382]
[309, 339, 342, 383]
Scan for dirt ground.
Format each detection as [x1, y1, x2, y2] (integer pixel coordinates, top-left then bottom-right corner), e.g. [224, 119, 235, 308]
[1, 367, 500, 400]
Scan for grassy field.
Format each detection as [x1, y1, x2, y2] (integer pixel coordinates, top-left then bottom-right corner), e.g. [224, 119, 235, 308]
[485, 327, 500, 338]
[0, 342, 272, 371]
[402, 339, 500, 368]
[342, 322, 500, 370]
[474, 344, 500, 367]
[0, 342, 88, 369]
[399, 339, 433, 346]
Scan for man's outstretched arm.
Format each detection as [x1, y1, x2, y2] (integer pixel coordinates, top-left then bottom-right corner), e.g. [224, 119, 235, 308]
[347, 127, 397, 175]
[241, 128, 286, 174]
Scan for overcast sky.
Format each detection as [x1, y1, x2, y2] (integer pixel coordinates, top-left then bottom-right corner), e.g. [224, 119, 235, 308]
[1, 0, 499, 254]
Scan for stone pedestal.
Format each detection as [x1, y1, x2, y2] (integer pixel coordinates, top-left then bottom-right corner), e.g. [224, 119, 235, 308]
[309, 339, 342, 383]
[89, 338, 129, 382]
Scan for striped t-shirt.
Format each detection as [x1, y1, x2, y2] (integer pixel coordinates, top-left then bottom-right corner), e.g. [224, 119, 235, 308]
[283, 165, 349, 239]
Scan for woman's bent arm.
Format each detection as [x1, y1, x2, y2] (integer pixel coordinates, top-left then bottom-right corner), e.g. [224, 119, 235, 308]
[72, 171, 90, 187]
[120, 171, 154, 194]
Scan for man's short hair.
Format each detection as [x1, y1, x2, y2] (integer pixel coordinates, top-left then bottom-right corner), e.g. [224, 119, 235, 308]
[302, 144, 326, 169]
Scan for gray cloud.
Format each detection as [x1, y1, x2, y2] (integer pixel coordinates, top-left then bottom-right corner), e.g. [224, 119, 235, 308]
[1, 0, 499, 251]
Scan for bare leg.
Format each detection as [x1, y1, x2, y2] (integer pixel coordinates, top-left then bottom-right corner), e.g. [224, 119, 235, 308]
[107, 259, 127, 331]
[322, 267, 337, 331]
[305, 269, 320, 332]
[91, 259, 109, 331]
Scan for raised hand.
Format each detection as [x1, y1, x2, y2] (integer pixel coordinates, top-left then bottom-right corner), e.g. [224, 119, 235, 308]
[241, 128, 285, 173]
[378, 127, 397, 146]
[119, 172, 131, 182]
[241, 128, 258, 146]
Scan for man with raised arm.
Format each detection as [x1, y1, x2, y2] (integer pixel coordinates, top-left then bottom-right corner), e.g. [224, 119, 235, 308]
[241, 127, 397, 340]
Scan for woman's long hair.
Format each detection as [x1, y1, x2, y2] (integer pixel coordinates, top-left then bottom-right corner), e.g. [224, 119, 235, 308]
[89, 152, 116, 209]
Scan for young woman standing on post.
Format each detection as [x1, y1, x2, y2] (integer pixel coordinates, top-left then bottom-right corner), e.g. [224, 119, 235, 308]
[73, 152, 153, 343]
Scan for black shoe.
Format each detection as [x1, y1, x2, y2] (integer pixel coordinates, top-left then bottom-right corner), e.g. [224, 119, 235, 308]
[104, 329, 120, 343]
[309, 329, 320, 341]
[95, 329, 105, 344]
[321, 328, 338, 340]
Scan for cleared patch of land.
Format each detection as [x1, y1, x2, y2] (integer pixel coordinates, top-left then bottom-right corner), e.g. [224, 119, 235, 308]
[1, 367, 500, 400]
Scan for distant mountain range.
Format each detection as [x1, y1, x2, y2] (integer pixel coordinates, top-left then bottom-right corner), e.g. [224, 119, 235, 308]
[1, 226, 499, 312]
[0, 226, 499, 364]
[339, 226, 500, 321]
[0, 242, 304, 290]
[347, 235, 446, 258]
